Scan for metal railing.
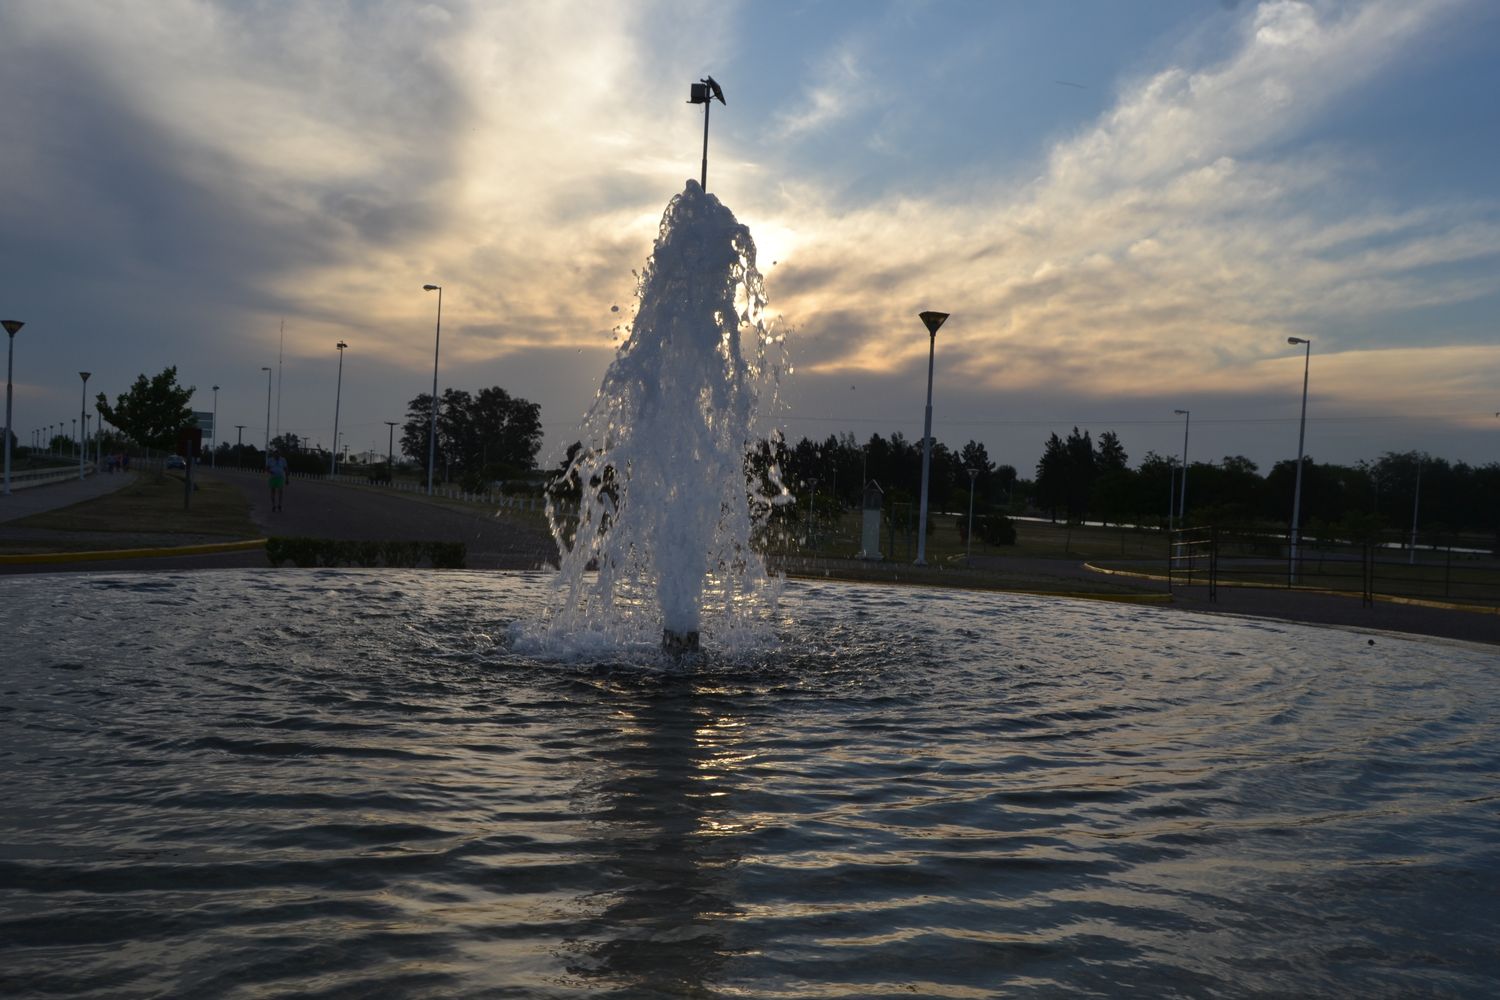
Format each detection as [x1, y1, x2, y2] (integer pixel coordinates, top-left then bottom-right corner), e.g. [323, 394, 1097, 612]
[1170, 526, 1499, 608]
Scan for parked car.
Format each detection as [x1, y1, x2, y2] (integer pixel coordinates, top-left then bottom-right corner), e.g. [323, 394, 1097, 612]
[165, 455, 187, 469]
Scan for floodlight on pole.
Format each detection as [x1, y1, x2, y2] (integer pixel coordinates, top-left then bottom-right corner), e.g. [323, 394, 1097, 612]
[262, 366, 273, 458]
[1409, 456, 1423, 566]
[1287, 337, 1311, 584]
[1173, 409, 1190, 526]
[2, 319, 24, 496]
[688, 75, 726, 191]
[423, 284, 443, 496]
[211, 386, 219, 467]
[330, 341, 348, 476]
[966, 467, 979, 566]
[914, 310, 949, 566]
[78, 372, 91, 480]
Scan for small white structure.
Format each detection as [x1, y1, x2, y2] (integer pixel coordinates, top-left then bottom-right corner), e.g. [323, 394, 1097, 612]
[858, 480, 884, 560]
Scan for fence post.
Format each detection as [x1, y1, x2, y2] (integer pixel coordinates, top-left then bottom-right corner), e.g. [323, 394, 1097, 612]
[1209, 526, 1218, 603]
[1362, 544, 1373, 607]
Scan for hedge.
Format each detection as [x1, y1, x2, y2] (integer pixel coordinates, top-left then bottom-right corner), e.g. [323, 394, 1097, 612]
[265, 537, 467, 569]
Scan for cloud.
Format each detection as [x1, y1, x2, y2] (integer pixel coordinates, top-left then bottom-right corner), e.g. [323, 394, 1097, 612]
[0, 0, 1494, 469]
[770, 43, 872, 140]
[752, 0, 1499, 424]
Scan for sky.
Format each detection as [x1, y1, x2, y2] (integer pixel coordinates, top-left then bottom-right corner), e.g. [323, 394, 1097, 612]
[2, 0, 1498, 477]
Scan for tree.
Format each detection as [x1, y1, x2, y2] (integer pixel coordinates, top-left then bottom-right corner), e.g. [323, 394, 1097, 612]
[1094, 431, 1128, 473]
[1063, 427, 1096, 520]
[401, 385, 543, 486]
[96, 367, 195, 451]
[1034, 433, 1068, 520]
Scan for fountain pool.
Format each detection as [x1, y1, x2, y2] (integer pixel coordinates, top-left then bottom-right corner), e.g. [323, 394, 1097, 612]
[2, 569, 1496, 998]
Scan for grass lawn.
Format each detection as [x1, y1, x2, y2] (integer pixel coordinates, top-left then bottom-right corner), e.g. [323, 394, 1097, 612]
[781, 510, 1170, 565]
[5, 472, 260, 550]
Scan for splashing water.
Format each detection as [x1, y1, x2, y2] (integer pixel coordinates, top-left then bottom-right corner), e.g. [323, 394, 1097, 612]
[539, 180, 790, 654]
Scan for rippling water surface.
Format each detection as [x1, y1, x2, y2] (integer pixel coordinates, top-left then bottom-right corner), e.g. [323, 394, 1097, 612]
[2, 570, 1496, 998]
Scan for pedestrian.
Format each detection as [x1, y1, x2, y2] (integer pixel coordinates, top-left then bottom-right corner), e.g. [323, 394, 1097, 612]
[267, 451, 289, 512]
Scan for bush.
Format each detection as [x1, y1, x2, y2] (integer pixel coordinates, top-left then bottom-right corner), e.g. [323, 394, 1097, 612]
[978, 513, 1017, 546]
[381, 540, 425, 567]
[427, 541, 467, 569]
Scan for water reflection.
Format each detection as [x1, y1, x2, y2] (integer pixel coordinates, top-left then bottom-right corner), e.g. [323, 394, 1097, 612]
[568, 679, 748, 995]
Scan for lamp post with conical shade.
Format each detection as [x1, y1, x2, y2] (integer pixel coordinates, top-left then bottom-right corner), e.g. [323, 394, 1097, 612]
[330, 341, 348, 475]
[385, 421, 398, 481]
[2, 319, 24, 496]
[423, 284, 442, 495]
[914, 310, 948, 566]
[78, 372, 91, 480]
[1287, 337, 1311, 584]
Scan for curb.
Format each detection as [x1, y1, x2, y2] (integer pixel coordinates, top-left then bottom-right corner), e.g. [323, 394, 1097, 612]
[1082, 562, 1498, 616]
[781, 567, 1173, 604]
[0, 538, 267, 566]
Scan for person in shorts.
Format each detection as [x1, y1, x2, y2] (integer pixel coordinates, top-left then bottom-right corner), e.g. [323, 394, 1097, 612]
[267, 451, 289, 512]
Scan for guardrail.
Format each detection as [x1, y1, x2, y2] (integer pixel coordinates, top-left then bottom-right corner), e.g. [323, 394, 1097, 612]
[1170, 525, 1500, 608]
[3, 463, 96, 489]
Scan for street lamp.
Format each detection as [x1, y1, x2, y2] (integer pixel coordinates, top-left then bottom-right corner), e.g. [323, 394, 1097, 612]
[423, 284, 443, 496]
[261, 366, 273, 458]
[1287, 337, 1311, 584]
[914, 310, 949, 566]
[385, 420, 398, 480]
[330, 341, 348, 475]
[965, 467, 979, 566]
[211, 385, 219, 467]
[1174, 409, 1190, 527]
[2, 319, 23, 496]
[78, 372, 91, 480]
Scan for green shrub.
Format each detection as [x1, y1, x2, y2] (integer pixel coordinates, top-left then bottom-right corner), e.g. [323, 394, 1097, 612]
[265, 537, 465, 569]
[427, 541, 467, 569]
[382, 540, 424, 567]
[978, 513, 1018, 546]
[352, 540, 383, 567]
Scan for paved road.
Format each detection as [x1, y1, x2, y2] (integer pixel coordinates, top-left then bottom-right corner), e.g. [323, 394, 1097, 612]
[3, 470, 1494, 646]
[213, 469, 556, 569]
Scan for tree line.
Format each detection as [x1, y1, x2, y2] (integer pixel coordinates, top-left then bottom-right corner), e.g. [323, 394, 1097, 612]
[82, 365, 1498, 543]
[89, 367, 545, 490]
[765, 427, 1499, 543]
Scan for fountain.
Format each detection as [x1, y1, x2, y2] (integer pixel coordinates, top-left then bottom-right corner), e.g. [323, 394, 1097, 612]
[2, 86, 1496, 1000]
[541, 179, 789, 655]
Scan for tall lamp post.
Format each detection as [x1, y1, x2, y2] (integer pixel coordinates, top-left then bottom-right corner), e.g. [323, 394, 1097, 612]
[1287, 337, 1312, 584]
[78, 372, 91, 480]
[914, 310, 948, 565]
[211, 385, 220, 467]
[423, 284, 443, 495]
[2, 319, 23, 496]
[1408, 457, 1423, 566]
[1173, 408, 1190, 527]
[965, 467, 979, 566]
[330, 341, 348, 475]
[384, 420, 398, 479]
[261, 366, 273, 459]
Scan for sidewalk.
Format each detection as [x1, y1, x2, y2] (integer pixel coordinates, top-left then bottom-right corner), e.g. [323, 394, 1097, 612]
[0, 471, 139, 524]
